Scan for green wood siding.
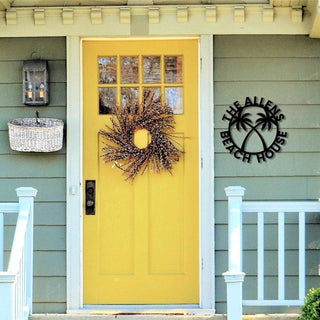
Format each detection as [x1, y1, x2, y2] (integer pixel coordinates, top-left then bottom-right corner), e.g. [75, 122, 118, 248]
[3, 35, 320, 315]
[214, 35, 320, 314]
[1, 37, 66, 313]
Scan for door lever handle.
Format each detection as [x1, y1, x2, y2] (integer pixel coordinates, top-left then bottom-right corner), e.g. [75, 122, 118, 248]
[85, 180, 95, 215]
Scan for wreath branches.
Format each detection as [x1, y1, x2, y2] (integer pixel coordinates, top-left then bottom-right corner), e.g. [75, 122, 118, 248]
[99, 92, 183, 182]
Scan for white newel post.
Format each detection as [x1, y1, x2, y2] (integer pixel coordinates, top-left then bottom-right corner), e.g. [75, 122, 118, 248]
[0, 273, 15, 320]
[16, 187, 37, 316]
[223, 186, 246, 320]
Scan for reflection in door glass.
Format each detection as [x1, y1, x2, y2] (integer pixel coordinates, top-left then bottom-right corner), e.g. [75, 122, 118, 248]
[143, 56, 161, 84]
[121, 87, 139, 108]
[165, 87, 183, 114]
[121, 56, 139, 84]
[99, 87, 117, 114]
[165, 56, 183, 83]
[99, 57, 117, 84]
[143, 87, 161, 106]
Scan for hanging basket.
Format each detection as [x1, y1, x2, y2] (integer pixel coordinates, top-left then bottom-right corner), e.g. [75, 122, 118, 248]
[8, 118, 64, 152]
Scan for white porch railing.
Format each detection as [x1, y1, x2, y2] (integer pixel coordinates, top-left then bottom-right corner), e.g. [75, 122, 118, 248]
[223, 186, 320, 320]
[0, 187, 37, 320]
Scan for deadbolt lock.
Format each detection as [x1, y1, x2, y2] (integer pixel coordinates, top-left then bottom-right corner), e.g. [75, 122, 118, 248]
[85, 180, 95, 215]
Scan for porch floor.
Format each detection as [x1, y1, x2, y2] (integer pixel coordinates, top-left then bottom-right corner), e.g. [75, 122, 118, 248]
[29, 314, 300, 320]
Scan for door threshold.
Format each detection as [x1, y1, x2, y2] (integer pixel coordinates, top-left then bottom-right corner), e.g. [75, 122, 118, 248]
[68, 305, 215, 316]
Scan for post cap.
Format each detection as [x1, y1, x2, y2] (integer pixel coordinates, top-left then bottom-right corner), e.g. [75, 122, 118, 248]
[225, 186, 246, 197]
[222, 271, 246, 283]
[16, 187, 38, 198]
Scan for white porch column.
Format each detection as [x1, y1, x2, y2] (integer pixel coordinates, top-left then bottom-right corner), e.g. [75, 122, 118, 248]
[223, 186, 246, 320]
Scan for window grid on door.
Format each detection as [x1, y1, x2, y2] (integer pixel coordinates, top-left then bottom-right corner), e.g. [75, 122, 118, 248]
[98, 54, 184, 115]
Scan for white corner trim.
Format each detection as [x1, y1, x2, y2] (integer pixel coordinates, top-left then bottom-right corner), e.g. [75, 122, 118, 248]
[66, 35, 83, 311]
[66, 35, 215, 312]
[309, 0, 320, 38]
[199, 35, 215, 310]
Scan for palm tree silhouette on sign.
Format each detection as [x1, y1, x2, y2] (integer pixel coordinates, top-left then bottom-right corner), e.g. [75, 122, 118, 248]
[230, 107, 252, 131]
[239, 107, 277, 151]
[230, 107, 276, 152]
[255, 108, 278, 131]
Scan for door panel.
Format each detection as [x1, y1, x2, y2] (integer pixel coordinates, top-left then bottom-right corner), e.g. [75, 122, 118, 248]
[83, 39, 199, 304]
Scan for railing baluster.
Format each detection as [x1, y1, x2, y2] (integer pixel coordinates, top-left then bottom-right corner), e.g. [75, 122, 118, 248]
[19, 260, 21, 317]
[232, 191, 320, 308]
[17, 262, 20, 318]
[19, 260, 22, 318]
[278, 211, 285, 300]
[0, 212, 3, 271]
[21, 258, 23, 319]
[257, 211, 264, 300]
[299, 211, 306, 301]
[25, 201, 33, 315]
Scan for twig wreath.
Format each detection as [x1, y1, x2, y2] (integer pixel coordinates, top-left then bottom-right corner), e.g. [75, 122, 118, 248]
[99, 92, 183, 182]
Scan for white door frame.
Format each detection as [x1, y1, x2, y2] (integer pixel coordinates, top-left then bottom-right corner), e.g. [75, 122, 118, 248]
[66, 35, 215, 313]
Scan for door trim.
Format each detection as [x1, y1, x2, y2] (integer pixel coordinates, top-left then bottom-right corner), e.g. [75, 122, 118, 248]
[66, 35, 214, 312]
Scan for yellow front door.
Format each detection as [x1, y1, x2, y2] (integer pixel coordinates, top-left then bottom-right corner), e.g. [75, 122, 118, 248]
[83, 39, 199, 305]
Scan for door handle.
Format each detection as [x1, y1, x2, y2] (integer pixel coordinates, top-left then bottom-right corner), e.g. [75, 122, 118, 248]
[85, 180, 95, 215]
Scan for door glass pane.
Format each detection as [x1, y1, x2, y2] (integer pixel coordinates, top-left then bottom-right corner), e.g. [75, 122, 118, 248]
[143, 87, 161, 106]
[99, 87, 117, 114]
[121, 56, 139, 84]
[99, 57, 117, 84]
[143, 56, 161, 84]
[165, 56, 183, 83]
[165, 87, 183, 114]
[121, 87, 139, 108]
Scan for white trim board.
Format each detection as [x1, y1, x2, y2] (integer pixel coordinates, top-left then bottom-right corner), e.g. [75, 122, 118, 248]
[0, 5, 314, 38]
[66, 35, 215, 312]
[66, 35, 83, 311]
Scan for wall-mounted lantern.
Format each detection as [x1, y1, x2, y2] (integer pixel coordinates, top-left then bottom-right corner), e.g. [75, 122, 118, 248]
[23, 60, 49, 106]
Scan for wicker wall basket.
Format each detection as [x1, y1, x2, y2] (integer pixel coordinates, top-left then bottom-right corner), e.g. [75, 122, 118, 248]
[8, 118, 64, 152]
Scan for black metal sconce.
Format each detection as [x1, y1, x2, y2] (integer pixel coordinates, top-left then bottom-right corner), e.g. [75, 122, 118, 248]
[23, 60, 49, 106]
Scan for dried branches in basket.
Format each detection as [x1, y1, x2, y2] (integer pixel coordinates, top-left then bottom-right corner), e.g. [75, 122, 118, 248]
[99, 92, 183, 182]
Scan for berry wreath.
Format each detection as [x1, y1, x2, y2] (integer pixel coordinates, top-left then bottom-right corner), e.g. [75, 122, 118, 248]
[99, 93, 183, 182]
